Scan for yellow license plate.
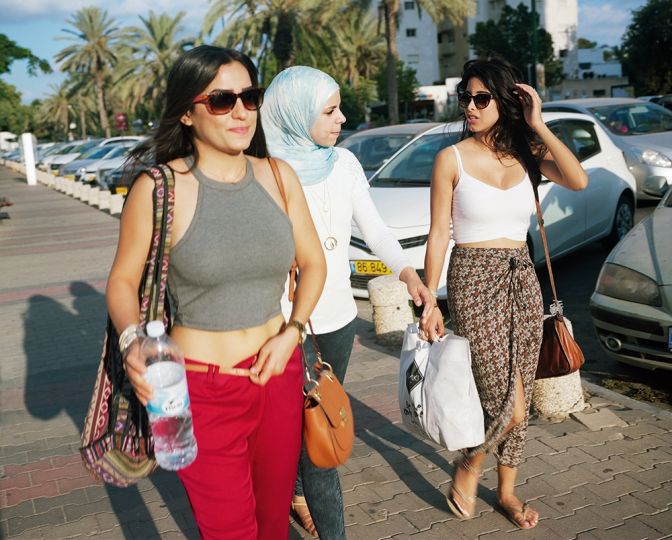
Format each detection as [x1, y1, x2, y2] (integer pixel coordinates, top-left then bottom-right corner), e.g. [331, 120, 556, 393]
[116, 187, 128, 196]
[350, 260, 392, 275]
[64, 174, 75, 180]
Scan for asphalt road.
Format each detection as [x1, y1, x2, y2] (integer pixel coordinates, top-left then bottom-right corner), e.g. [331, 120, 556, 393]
[534, 200, 671, 407]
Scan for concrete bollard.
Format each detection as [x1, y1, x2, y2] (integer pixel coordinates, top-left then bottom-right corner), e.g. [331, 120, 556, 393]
[109, 194, 124, 215]
[99, 190, 111, 210]
[64, 181, 74, 196]
[368, 275, 414, 346]
[532, 317, 586, 420]
[88, 187, 100, 207]
[81, 184, 92, 203]
[73, 182, 82, 199]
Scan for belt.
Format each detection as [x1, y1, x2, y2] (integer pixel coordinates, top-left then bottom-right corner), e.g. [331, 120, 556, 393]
[184, 361, 254, 377]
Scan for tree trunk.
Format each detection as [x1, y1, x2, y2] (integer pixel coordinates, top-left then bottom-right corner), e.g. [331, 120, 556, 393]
[384, 0, 400, 124]
[95, 76, 111, 138]
[79, 106, 86, 139]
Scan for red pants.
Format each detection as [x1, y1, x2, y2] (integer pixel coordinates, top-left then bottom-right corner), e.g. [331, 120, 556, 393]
[177, 348, 303, 540]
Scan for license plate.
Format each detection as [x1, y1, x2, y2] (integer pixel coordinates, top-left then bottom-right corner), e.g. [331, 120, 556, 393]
[350, 260, 392, 276]
[64, 175, 75, 180]
[116, 187, 128, 196]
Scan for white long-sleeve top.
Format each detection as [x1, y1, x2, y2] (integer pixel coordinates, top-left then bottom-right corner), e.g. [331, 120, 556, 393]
[282, 147, 411, 334]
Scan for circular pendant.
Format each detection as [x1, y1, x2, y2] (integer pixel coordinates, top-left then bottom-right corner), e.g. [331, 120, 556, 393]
[323, 236, 338, 250]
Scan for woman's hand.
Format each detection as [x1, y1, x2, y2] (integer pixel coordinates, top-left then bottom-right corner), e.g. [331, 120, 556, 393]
[515, 83, 544, 132]
[399, 267, 436, 321]
[418, 306, 445, 342]
[123, 339, 153, 406]
[250, 328, 300, 386]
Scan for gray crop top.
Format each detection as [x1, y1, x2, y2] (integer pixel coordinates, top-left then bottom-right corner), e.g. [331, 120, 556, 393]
[167, 158, 295, 331]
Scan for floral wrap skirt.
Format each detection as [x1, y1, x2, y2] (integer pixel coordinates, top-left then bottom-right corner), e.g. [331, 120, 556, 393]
[447, 245, 543, 467]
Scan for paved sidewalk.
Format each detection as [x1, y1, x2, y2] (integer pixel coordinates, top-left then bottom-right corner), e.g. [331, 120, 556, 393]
[1, 166, 671, 539]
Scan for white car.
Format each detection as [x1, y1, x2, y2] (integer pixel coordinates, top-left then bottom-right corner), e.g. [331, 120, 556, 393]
[349, 112, 638, 299]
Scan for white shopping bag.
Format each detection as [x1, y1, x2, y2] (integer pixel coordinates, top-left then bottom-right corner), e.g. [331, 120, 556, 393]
[398, 324, 485, 450]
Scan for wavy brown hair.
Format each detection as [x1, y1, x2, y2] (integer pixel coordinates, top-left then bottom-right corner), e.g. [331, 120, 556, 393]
[457, 54, 546, 187]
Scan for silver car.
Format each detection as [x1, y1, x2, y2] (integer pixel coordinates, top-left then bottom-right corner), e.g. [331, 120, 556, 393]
[543, 98, 672, 200]
[590, 179, 672, 371]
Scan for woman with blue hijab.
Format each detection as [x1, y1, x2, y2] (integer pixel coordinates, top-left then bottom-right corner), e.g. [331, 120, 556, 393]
[263, 66, 435, 538]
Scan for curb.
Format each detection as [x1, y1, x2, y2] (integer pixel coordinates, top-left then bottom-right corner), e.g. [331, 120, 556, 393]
[582, 379, 672, 420]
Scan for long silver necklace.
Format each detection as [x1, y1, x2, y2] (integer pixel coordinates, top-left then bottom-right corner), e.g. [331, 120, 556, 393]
[310, 181, 338, 250]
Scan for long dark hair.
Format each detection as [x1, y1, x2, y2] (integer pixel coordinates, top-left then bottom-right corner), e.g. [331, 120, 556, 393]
[457, 54, 546, 187]
[129, 45, 268, 168]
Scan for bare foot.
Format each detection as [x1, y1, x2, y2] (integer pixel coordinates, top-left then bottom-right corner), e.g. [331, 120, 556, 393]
[498, 496, 539, 529]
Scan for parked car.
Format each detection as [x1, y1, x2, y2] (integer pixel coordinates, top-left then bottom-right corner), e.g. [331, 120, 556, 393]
[46, 136, 143, 174]
[349, 112, 637, 299]
[542, 98, 672, 200]
[61, 143, 135, 186]
[338, 122, 441, 178]
[39, 141, 86, 171]
[590, 179, 672, 370]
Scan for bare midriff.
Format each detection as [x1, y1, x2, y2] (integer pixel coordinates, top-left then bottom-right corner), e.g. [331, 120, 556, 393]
[457, 238, 526, 249]
[170, 313, 286, 367]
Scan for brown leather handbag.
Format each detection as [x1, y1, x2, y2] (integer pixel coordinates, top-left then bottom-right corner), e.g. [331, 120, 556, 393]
[302, 323, 354, 468]
[532, 193, 585, 379]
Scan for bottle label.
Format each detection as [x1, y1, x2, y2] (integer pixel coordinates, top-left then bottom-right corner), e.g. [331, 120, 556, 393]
[145, 363, 190, 417]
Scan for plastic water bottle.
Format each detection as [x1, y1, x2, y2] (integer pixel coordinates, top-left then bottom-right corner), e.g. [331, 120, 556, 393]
[141, 320, 197, 470]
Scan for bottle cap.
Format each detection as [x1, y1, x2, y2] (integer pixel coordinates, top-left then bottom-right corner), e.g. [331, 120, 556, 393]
[145, 320, 165, 338]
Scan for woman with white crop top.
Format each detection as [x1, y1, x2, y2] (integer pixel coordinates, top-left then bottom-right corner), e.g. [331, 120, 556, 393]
[262, 66, 435, 539]
[421, 55, 587, 529]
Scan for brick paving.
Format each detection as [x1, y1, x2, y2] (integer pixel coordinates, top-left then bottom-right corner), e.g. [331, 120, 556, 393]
[1, 164, 671, 539]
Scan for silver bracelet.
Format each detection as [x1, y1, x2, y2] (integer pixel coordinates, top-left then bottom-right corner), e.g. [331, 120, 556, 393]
[429, 288, 438, 298]
[119, 323, 144, 355]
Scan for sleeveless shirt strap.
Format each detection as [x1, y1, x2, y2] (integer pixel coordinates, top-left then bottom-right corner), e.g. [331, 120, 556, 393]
[267, 157, 298, 302]
[451, 145, 464, 178]
[268, 157, 289, 214]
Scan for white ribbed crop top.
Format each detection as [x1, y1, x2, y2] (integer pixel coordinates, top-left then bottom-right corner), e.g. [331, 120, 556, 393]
[451, 146, 535, 244]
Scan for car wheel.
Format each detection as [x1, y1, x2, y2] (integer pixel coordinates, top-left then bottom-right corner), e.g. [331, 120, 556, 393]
[603, 193, 634, 249]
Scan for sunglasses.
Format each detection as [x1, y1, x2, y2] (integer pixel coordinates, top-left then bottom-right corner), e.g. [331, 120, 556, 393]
[192, 87, 265, 115]
[458, 92, 493, 110]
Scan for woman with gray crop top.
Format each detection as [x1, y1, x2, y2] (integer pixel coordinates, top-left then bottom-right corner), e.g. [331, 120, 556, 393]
[421, 55, 588, 529]
[261, 66, 436, 538]
[106, 46, 326, 540]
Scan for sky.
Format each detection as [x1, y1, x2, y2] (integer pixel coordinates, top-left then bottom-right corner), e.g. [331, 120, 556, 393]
[0, 0, 648, 104]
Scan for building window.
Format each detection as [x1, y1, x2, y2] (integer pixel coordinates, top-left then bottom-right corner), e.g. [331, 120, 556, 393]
[404, 1, 415, 9]
[406, 28, 417, 37]
[437, 33, 442, 44]
[407, 54, 420, 65]
[559, 49, 568, 58]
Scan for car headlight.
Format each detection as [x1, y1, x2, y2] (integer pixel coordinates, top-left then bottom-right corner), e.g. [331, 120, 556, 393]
[596, 263, 662, 306]
[641, 149, 672, 168]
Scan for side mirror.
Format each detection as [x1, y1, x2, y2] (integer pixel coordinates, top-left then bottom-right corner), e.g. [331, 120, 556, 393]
[642, 176, 669, 198]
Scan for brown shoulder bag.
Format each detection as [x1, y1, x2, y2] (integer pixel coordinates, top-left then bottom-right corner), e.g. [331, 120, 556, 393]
[533, 190, 585, 379]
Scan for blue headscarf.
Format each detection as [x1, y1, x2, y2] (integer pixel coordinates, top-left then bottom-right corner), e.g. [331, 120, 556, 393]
[261, 66, 340, 186]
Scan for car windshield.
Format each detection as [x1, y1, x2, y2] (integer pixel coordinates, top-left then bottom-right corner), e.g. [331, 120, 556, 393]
[370, 131, 461, 186]
[80, 145, 116, 160]
[340, 134, 415, 170]
[589, 103, 672, 136]
[104, 145, 131, 159]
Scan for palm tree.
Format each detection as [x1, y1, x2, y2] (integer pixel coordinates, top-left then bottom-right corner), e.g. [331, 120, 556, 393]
[379, 0, 475, 123]
[41, 83, 71, 139]
[202, 0, 343, 75]
[55, 7, 120, 137]
[117, 11, 193, 123]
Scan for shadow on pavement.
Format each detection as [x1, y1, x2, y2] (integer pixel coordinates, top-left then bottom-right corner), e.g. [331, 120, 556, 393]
[23, 281, 197, 539]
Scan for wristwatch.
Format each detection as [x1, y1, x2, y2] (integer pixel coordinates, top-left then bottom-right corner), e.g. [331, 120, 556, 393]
[285, 319, 307, 344]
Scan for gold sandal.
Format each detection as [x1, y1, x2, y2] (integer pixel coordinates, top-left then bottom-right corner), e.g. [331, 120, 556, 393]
[446, 455, 482, 520]
[498, 501, 538, 529]
[291, 496, 318, 537]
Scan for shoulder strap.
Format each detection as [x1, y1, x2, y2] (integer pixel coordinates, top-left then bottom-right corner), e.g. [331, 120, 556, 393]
[451, 145, 464, 177]
[267, 157, 298, 301]
[139, 165, 175, 324]
[532, 187, 561, 312]
[268, 157, 289, 214]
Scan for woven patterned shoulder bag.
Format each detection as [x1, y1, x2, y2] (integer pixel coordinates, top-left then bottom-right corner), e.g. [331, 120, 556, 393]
[80, 165, 175, 487]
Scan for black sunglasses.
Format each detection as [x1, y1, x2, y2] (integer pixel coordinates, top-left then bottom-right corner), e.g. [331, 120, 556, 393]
[192, 87, 265, 115]
[458, 92, 493, 110]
